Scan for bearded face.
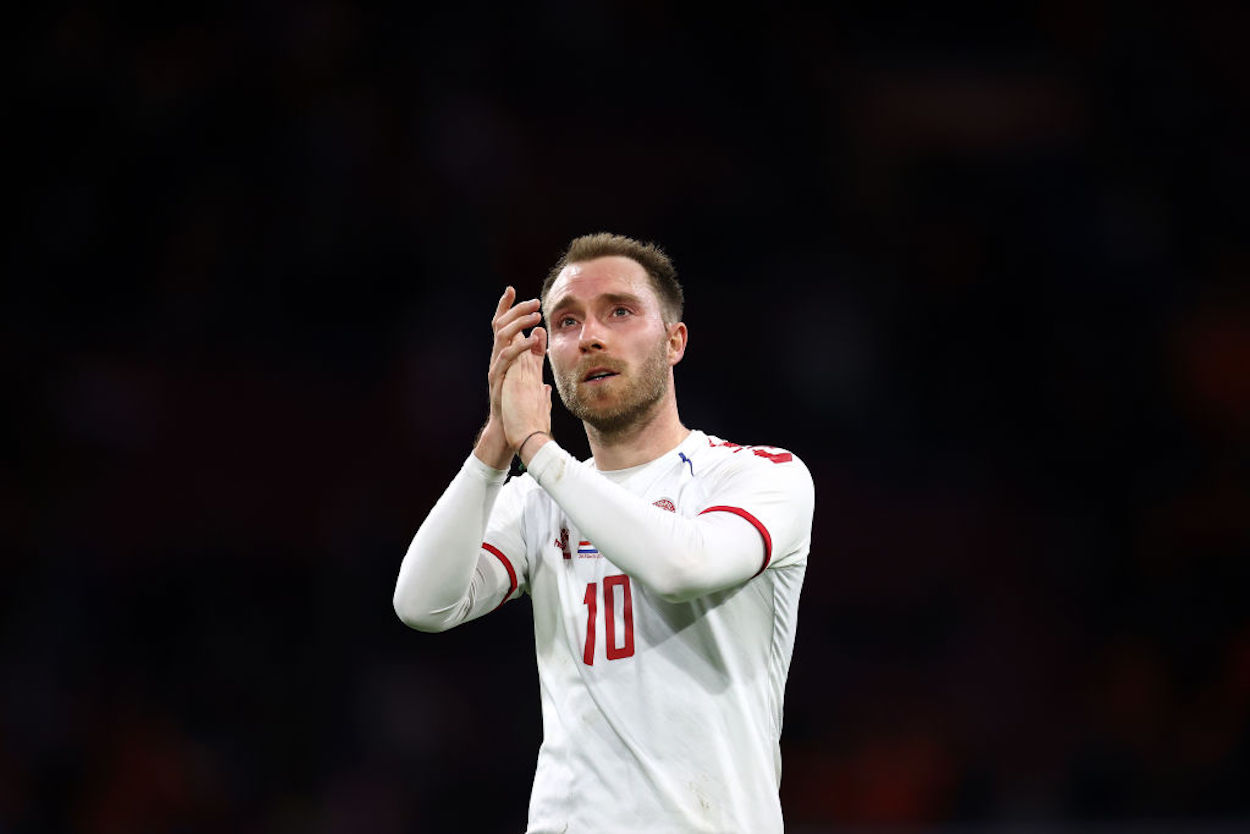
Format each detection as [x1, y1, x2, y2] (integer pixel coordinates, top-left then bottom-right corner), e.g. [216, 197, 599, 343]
[544, 255, 686, 439]
[552, 330, 671, 435]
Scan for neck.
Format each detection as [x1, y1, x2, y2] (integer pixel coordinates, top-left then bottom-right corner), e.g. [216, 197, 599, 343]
[584, 394, 689, 471]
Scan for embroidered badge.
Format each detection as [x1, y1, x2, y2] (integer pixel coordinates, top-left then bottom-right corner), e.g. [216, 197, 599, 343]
[554, 528, 571, 559]
[653, 498, 676, 513]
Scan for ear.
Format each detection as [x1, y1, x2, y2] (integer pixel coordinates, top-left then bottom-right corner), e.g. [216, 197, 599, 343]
[667, 321, 688, 366]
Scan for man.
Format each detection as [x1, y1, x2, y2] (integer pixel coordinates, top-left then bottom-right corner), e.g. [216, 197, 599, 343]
[394, 233, 814, 833]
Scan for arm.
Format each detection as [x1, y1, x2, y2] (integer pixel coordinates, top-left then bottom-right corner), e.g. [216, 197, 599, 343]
[393, 286, 548, 630]
[392, 456, 513, 631]
[522, 440, 766, 602]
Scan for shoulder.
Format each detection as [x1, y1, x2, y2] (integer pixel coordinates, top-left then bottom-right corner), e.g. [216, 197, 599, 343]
[688, 432, 815, 552]
[693, 432, 808, 470]
[689, 431, 813, 489]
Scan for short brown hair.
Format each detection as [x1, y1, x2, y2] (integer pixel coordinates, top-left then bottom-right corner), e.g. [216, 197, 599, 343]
[541, 232, 684, 324]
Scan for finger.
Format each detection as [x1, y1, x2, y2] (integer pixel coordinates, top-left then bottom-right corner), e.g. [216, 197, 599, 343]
[490, 302, 541, 361]
[496, 331, 542, 367]
[489, 328, 526, 380]
[491, 330, 533, 377]
[530, 326, 547, 357]
[492, 286, 516, 325]
[492, 296, 541, 335]
[494, 309, 542, 351]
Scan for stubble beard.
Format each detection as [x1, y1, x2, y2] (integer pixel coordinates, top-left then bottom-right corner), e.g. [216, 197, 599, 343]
[554, 339, 671, 437]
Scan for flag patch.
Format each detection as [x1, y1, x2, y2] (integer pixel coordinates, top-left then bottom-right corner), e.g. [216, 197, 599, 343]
[577, 541, 600, 558]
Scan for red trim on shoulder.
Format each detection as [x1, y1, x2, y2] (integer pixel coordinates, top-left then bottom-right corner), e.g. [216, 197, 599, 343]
[481, 542, 518, 609]
[706, 437, 793, 463]
[700, 505, 773, 577]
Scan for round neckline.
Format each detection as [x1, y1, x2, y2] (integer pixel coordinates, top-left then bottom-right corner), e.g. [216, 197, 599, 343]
[592, 430, 703, 479]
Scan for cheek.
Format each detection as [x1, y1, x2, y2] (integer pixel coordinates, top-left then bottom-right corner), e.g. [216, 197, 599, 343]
[546, 344, 575, 375]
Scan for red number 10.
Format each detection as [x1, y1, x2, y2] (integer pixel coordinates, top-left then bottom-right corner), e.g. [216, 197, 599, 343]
[582, 574, 635, 665]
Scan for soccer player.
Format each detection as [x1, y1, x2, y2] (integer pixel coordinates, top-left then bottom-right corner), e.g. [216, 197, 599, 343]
[394, 233, 815, 833]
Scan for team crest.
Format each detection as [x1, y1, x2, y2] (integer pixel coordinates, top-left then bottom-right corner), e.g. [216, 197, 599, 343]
[554, 528, 571, 559]
[652, 498, 676, 513]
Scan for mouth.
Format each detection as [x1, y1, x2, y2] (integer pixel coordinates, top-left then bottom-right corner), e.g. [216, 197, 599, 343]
[582, 367, 620, 384]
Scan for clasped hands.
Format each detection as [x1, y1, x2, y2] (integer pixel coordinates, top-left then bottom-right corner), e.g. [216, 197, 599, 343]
[473, 286, 553, 470]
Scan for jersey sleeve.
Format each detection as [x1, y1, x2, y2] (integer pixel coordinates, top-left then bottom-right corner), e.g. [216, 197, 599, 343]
[480, 475, 532, 606]
[695, 445, 815, 572]
[525, 440, 805, 601]
[393, 455, 532, 632]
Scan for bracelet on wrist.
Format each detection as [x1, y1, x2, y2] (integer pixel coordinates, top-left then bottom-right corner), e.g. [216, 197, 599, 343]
[518, 429, 550, 460]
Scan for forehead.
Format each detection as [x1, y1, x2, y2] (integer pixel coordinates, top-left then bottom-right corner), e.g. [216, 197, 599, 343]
[545, 256, 658, 312]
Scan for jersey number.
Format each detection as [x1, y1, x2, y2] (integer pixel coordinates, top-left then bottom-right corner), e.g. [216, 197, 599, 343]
[582, 575, 635, 665]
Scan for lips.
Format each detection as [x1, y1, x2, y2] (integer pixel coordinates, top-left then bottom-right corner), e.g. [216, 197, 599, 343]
[582, 365, 621, 383]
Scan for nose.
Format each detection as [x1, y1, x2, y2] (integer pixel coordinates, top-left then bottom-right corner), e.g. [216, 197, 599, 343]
[578, 318, 607, 352]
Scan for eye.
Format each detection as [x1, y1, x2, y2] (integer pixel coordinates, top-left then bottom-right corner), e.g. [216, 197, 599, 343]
[558, 315, 578, 328]
[611, 306, 632, 317]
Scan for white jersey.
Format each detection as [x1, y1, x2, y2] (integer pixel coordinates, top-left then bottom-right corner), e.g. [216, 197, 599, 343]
[480, 430, 814, 833]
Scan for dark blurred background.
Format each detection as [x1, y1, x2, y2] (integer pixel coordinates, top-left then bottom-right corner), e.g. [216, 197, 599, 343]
[6, 1, 1249, 832]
